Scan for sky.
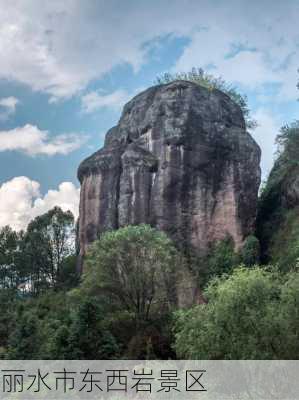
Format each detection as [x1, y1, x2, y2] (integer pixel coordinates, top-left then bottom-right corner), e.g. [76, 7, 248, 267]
[0, 0, 298, 230]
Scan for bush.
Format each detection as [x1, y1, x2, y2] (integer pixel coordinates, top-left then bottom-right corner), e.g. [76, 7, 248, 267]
[173, 267, 298, 359]
[241, 235, 260, 266]
[197, 236, 239, 286]
[67, 299, 119, 359]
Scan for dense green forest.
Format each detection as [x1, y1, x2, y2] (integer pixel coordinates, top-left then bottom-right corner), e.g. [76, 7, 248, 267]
[0, 210, 298, 359]
[0, 72, 298, 360]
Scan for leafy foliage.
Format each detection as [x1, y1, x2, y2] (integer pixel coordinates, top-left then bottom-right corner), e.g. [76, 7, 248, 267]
[0, 196, 297, 360]
[207, 236, 239, 277]
[23, 206, 75, 292]
[174, 267, 299, 359]
[266, 208, 299, 272]
[193, 236, 239, 288]
[82, 224, 182, 324]
[0, 222, 180, 359]
[5, 292, 119, 360]
[257, 122, 299, 267]
[276, 121, 299, 167]
[67, 299, 119, 359]
[278, 269, 299, 358]
[155, 67, 257, 130]
[0, 226, 21, 288]
[0, 207, 76, 294]
[241, 235, 260, 267]
[8, 309, 41, 359]
[0, 289, 17, 357]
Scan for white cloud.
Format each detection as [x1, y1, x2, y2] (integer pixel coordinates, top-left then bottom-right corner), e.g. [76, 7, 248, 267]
[0, 0, 296, 101]
[0, 124, 87, 156]
[274, 56, 299, 102]
[216, 51, 279, 88]
[0, 96, 19, 120]
[175, 34, 279, 88]
[0, 1, 297, 105]
[0, 1, 163, 100]
[251, 109, 283, 180]
[81, 89, 130, 114]
[0, 176, 79, 231]
[173, 2, 299, 99]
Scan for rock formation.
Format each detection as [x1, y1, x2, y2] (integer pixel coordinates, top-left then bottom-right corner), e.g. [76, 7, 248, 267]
[257, 143, 299, 264]
[77, 80, 261, 267]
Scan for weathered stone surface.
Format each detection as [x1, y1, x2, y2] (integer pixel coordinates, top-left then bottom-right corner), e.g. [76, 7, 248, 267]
[282, 169, 299, 208]
[78, 80, 261, 265]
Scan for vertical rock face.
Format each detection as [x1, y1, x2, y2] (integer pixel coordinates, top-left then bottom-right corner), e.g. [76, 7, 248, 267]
[256, 149, 299, 264]
[78, 81, 261, 264]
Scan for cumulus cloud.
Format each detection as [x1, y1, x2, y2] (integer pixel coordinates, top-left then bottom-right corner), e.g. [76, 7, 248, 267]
[81, 89, 130, 114]
[0, 176, 80, 231]
[0, 124, 87, 156]
[0, 96, 19, 120]
[173, 2, 299, 99]
[0, 1, 297, 102]
[0, 1, 162, 100]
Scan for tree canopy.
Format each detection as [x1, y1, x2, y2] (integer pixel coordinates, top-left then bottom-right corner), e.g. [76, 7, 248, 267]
[174, 267, 299, 359]
[0, 206, 76, 295]
[82, 224, 182, 325]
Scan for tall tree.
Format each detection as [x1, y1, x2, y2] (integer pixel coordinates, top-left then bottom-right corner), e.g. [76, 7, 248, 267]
[22, 207, 75, 293]
[0, 226, 20, 289]
[83, 224, 182, 325]
[67, 299, 119, 359]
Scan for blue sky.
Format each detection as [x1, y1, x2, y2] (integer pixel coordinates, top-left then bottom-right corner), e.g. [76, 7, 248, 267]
[0, 0, 298, 230]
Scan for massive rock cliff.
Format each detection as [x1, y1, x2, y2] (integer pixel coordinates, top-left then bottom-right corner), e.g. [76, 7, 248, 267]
[78, 80, 261, 265]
